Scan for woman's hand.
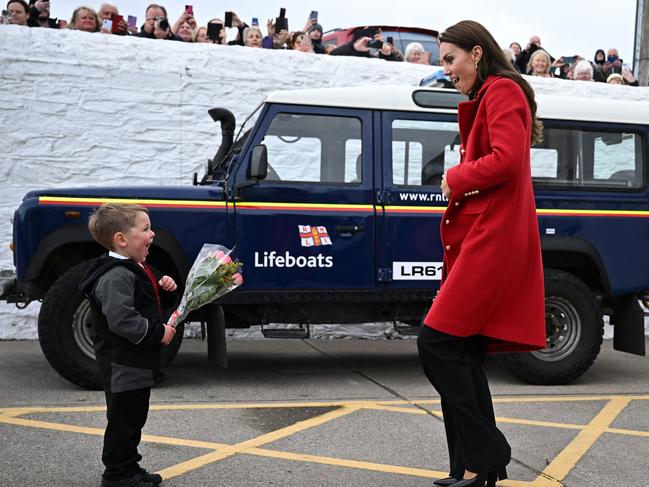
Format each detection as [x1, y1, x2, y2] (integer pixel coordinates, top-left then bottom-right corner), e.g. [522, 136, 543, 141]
[441, 173, 452, 199]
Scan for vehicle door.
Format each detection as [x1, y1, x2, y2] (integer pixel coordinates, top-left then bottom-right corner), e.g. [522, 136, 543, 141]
[378, 111, 460, 291]
[231, 105, 375, 290]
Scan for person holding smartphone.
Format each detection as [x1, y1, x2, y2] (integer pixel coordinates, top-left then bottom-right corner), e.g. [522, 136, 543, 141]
[27, 0, 58, 28]
[306, 22, 325, 54]
[98, 4, 129, 35]
[330, 27, 403, 61]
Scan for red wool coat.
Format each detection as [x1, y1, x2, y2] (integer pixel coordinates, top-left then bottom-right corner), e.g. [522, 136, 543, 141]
[423, 76, 546, 353]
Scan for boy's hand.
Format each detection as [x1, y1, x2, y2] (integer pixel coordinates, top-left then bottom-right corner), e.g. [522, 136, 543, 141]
[161, 324, 176, 345]
[158, 275, 177, 292]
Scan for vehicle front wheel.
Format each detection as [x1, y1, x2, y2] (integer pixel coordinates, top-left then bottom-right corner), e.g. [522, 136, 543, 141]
[499, 269, 603, 385]
[38, 260, 184, 390]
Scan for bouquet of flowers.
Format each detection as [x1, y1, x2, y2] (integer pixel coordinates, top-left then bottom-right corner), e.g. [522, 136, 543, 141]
[167, 244, 243, 328]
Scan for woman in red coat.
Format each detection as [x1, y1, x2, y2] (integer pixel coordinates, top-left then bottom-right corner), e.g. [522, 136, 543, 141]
[417, 20, 546, 487]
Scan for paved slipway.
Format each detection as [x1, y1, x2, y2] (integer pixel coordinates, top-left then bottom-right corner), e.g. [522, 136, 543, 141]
[1, 338, 648, 487]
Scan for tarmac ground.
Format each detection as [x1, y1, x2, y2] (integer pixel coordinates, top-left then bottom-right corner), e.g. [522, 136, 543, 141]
[1, 337, 648, 486]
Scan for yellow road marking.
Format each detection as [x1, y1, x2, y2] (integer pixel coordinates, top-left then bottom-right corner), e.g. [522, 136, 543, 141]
[1, 395, 646, 485]
[157, 405, 361, 479]
[531, 397, 632, 486]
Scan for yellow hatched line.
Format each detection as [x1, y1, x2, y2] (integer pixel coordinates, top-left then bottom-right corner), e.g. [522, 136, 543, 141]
[530, 397, 632, 486]
[157, 405, 361, 480]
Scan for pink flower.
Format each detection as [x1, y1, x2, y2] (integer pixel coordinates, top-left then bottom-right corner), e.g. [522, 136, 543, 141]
[211, 250, 232, 264]
[232, 272, 243, 286]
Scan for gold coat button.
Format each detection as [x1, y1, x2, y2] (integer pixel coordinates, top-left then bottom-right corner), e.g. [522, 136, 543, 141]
[445, 219, 450, 225]
[460, 149, 466, 155]
[445, 245, 451, 250]
[454, 201, 460, 206]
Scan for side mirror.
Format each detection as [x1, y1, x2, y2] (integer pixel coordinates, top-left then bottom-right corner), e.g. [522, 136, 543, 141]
[249, 144, 268, 181]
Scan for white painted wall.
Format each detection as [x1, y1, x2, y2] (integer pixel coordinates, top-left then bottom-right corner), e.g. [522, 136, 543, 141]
[1, 25, 647, 339]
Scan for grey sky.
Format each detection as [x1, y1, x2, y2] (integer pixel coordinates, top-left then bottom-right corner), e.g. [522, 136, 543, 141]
[50, 0, 638, 64]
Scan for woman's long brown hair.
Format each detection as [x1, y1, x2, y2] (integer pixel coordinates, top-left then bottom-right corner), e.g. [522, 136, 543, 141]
[439, 20, 543, 145]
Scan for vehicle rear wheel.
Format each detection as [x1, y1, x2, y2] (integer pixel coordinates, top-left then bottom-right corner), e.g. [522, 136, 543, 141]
[38, 259, 184, 390]
[499, 269, 603, 385]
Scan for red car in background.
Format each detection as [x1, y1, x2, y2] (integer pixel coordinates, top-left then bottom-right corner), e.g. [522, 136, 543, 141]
[322, 25, 440, 64]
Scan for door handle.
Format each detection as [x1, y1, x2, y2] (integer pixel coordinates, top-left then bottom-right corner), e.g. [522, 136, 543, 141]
[335, 224, 365, 235]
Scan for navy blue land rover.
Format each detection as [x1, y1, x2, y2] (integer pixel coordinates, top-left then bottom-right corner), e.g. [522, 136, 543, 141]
[2, 86, 648, 388]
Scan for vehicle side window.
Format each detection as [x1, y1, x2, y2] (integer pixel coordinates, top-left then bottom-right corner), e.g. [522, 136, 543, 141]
[261, 113, 362, 184]
[391, 119, 460, 187]
[533, 126, 644, 189]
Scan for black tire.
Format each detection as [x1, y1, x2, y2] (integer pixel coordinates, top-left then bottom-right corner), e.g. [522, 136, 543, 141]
[499, 269, 603, 385]
[38, 259, 184, 390]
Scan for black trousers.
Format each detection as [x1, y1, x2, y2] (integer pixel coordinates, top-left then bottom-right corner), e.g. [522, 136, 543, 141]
[417, 326, 511, 476]
[102, 387, 151, 481]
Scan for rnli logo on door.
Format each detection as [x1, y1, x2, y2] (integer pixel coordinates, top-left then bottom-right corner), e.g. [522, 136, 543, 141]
[299, 225, 332, 247]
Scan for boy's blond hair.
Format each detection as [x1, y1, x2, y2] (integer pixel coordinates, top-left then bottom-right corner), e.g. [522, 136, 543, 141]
[88, 203, 148, 251]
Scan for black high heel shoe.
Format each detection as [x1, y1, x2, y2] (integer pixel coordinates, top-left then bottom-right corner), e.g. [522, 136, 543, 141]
[433, 475, 458, 486]
[451, 466, 508, 487]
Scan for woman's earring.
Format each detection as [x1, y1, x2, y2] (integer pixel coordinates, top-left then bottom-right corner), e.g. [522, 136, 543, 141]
[475, 62, 478, 70]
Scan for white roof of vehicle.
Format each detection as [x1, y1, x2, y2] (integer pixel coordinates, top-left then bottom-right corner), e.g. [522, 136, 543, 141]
[265, 85, 649, 126]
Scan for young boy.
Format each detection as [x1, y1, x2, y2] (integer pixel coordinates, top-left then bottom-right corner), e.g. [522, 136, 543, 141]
[80, 203, 177, 487]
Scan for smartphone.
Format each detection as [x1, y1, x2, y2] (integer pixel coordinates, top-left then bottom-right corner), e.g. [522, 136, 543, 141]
[562, 56, 576, 65]
[57, 18, 67, 28]
[279, 8, 286, 17]
[185, 5, 193, 16]
[111, 14, 123, 33]
[309, 10, 318, 21]
[262, 36, 274, 49]
[387, 36, 394, 45]
[224, 11, 233, 28]
[102, 18, 112, 31]
[368, 39, 383, 49]
[207, 22, 222, 41]
[251, 17, 258, 26]
[127, 15, 137, 28]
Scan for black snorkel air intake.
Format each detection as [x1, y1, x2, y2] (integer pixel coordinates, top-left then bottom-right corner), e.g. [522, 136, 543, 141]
[208, 108, 236, 173]
[197, 108, 236, 184]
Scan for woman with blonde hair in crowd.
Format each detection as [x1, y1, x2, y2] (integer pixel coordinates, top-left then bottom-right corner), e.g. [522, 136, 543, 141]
[175, 20, 193, 42]
[527, 49, 552, 77]
[67, 6, 100, 32]
[192, 26, 208, 43]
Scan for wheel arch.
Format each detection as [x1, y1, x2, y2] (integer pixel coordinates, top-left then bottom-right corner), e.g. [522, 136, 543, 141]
[541, 236, 611, 299]
[25, 225, 188, 299]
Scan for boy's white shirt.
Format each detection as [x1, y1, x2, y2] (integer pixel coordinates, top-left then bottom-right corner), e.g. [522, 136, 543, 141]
[109, 250, 145, 268]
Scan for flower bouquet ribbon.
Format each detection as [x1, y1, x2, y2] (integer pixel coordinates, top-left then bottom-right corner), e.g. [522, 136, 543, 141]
[167, 244, 243, 328]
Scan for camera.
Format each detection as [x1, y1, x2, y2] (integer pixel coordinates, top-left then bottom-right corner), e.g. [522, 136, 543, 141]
[562, 56, 576, 65]
[224, 11, 232, 28]
[368, 39, 383, 49]
[155, 16, 169, 30]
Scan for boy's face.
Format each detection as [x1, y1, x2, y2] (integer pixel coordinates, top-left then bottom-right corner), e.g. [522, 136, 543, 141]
[114, 211, 155, 263]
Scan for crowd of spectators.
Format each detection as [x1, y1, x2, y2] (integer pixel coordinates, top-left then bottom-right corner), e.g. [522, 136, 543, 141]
[506, 35, 639, 86]
[0, 1, 641, 86]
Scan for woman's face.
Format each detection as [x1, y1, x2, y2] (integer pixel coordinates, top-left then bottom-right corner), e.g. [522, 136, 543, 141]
[195, 27, 209, 43]
[293, 34, 303, 50]
[407, 50, 423, 63]
[246, 29, 262, 48]
[8, 2, 28, 25]
[509, 42, 521, 56]
[531, 54, 548, 74]
[177, 21, 192, 41]
[595, 51, 605, 62]
[75, 9, 97, 32]
[440, 42, 480, 95]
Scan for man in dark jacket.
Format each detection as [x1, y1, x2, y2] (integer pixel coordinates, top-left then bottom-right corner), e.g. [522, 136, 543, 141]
[330, 27, 403, 61]
[27, 0, 58, 28]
